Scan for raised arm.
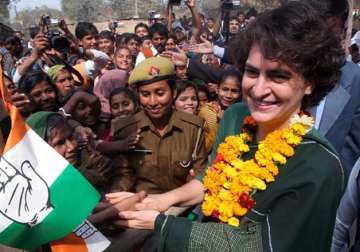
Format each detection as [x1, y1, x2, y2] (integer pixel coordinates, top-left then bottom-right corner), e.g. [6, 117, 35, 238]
[186, 0, 201, 42]
[166, 3, 174, 33]
[14, 33, 49, 82]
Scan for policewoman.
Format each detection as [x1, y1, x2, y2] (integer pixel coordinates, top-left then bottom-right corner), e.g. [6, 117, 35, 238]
[110, 57, 207, 194]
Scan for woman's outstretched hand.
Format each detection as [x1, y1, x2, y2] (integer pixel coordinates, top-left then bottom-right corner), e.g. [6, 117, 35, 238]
[115, 209, 160, 230]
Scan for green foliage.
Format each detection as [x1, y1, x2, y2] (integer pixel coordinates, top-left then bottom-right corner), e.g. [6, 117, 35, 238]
[14, 5, 63, 28]
[0, 0, 11, 24]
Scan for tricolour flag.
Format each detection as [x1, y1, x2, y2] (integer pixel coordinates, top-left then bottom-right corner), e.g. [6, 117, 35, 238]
[51, 220, 110, 252]
[0, 68, 100, 250]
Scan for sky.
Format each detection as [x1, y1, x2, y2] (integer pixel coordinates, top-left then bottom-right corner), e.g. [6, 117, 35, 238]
[12, 0, 61, 12]
[10, 0, 61, 19]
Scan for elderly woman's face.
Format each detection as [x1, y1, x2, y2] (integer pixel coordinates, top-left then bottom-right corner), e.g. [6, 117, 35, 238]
[242, 44, 312, 130]
[55, 69, 75, 97]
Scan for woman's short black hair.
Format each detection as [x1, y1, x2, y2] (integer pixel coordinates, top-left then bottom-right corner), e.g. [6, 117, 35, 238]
[174, 80, 199, 103]
[231, 1, 345, 109]
[304, 0, 349, 31]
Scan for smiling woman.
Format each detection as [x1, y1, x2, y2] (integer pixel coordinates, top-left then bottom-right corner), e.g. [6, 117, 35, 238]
[106, 56, 207, 251]
[18, 71, 59, 114]
[110, 2, 346, 252]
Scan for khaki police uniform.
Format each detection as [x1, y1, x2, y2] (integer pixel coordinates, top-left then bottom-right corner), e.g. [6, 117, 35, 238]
[110, 109, 207, 194]
[110, 56, 207, 194]
[104, 57, 207, 252]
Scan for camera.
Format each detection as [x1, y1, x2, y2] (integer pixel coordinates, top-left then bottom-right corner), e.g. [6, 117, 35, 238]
[221, 0, 241, 11]
[41, 15, 59, 26]
[169, 0, 182, 5]
[148, 11, 161, 21]
[110, 21, 118, 30]
[47, 30, 70, 53]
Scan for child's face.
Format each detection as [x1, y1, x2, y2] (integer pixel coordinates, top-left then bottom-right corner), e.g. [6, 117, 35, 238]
[141, 39, 153, 49]
[218, 77, 241, 108]
[114, 49, 133, 71]
[99, 38, 114, 55]
[175, 87, 198, 115]
[48, 122, 78, 166]
[72, 96, 100, 127]
[110, 93, 136, 119]
[127, 39, 140, 56]
[80, 34, 98, 50]
[198, 90, 209, 107]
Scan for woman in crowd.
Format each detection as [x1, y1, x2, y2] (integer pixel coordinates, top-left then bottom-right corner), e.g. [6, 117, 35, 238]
[109, 2, 345, 251]
[46, 64, 76, 99]
[174, 80, 199, 115]
[198, 70, 242, 153]
[26, 111, 113, 194]
[104, 56, 207, 252]
[109, 56, 207, 194]
[17, 70, 59, 115]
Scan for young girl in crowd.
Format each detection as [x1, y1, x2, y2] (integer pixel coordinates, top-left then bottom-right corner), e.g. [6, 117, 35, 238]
[109, 87, 139, 119]
[61, 88, 140, 156]
[174, 80, 199, 115]
[113, 47, 133, 72]
[196, 84, 209, 107]
[198, 70, 242, 152]
[94, 69, 129, 117]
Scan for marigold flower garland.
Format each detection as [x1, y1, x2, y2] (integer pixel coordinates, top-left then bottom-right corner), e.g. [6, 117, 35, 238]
[202, 113, 314, 227]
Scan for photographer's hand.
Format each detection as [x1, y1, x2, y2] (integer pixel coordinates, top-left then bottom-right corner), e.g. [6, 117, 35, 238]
[16, 33, 49, 77]
[31, 33, 49, 58]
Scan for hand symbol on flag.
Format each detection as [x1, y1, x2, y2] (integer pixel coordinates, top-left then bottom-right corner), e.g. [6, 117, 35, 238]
[0, 157, 52, 227]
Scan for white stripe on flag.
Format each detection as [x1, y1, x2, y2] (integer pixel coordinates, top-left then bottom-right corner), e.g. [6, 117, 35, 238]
[0, 129, 69, 232]
[3, 130, 68, 186]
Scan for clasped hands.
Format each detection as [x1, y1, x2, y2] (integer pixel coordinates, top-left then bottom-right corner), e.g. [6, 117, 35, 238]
[89, 191, 169, 230]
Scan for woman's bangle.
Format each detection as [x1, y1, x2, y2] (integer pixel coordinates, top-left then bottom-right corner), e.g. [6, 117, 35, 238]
[59, 107, 72, 118]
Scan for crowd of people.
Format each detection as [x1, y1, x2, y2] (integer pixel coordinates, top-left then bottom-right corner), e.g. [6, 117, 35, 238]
[1, 0, 360, 251]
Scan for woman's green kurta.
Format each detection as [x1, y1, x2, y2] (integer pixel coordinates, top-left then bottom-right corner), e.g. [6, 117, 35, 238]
[153, 103, 345, 252]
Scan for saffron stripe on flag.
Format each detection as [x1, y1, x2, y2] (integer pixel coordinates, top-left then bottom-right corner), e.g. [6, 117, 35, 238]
[51, 220, 110, 252]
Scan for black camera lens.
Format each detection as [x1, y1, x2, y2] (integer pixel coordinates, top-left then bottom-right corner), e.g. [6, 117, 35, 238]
[51, 36, 70, 53]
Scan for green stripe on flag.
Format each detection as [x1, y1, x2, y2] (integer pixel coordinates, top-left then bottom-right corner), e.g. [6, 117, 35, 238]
[0, 164, 100, 250]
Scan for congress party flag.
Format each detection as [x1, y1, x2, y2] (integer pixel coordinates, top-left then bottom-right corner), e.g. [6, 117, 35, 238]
[51, 220, 110, 252]
[0, 68, 100, 250]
